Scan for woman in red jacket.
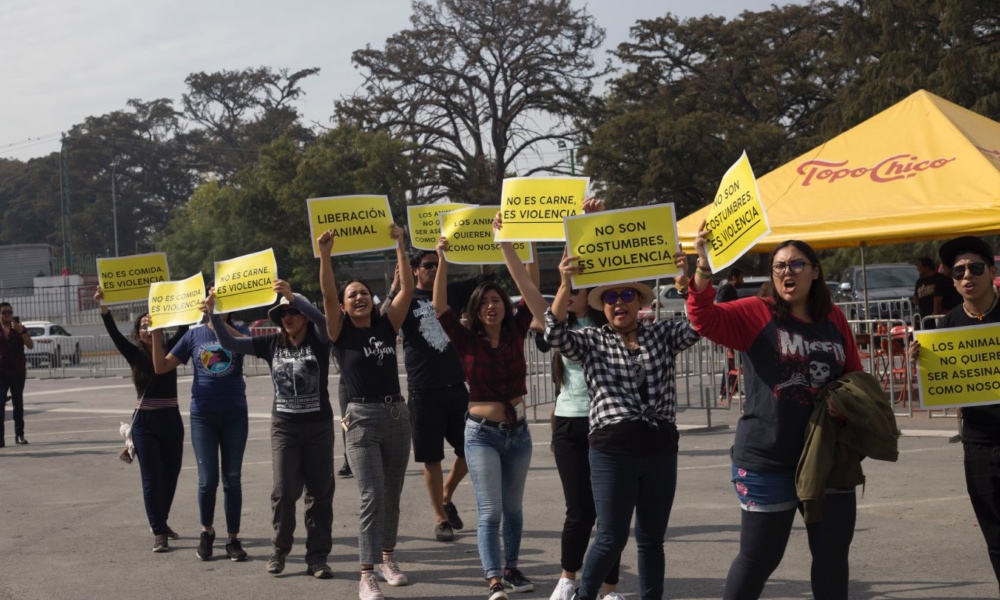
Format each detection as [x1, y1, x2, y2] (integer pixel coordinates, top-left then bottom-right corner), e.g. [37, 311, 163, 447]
[687, 223, 862, 600]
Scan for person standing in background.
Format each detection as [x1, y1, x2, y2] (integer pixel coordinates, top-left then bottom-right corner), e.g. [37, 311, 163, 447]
[385, 248, 493, 542]
[914, 256, 955, 329]
[0, 302, 33, 446]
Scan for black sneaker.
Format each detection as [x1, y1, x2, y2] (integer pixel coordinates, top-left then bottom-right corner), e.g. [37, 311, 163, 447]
[152, 534, 170, 553]
[488, 582, 509, 600]
[337, 461, 353, 478]
[14, 436, 27, 445]
[196, 530, 215, 560]
[266, 550, 286, 574]
[307, 563, 334, 579]
[443, 501, 463, 530]
[225, 539, 248, 562]
[150, 526, 179, 540]
[434, 521, 454, 542]
[502, 568, 533, 593]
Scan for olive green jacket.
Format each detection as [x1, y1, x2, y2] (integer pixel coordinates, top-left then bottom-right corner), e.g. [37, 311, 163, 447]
[795, 370, 900, 523]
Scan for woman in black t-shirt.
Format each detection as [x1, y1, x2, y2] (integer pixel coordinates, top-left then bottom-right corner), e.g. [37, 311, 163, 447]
[95, 287, 187, 553]
[318, 225, 415, 598]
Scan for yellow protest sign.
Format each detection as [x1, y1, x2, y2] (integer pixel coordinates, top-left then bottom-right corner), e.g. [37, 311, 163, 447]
[407, 203, 471, 250]
[565, 205, 680, 288]
[440, 206, 533, 265]
[213, 249, 278, 314]
[148, 274, 206, 331]
[307, 195, 396, 257]
[703, 151, 770, 272]
[96, 253, 170, 306]
[496, 177, 588, 242]
[916, 324, 1000, 409]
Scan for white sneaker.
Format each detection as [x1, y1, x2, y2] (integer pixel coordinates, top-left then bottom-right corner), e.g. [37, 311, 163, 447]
[601, 593, 627, 600]
[359, 571, 384, 600]
[550, 577, 576, 600]
[376, 554, 409, 586]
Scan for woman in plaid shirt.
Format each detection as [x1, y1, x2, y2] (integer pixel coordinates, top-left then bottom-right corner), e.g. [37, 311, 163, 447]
[543, 249, 699, 600]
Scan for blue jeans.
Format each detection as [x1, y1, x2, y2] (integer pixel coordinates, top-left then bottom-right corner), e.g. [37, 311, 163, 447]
[579, 448, 678, 600]
[190, 409, 248, 534]
[132, 407, 185, 536]
[464, 418, 533, 580]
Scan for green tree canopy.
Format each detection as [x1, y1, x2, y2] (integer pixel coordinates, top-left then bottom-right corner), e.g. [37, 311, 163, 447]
[337, 0, 609, 205]
[583, 2, 849, 217]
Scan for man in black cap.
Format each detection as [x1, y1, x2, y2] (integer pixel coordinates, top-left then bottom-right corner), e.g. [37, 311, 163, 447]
[388, 249, 492, 541]
[933, 235, 1000, 590]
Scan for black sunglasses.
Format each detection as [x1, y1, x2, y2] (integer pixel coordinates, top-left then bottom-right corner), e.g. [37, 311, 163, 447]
[952, 262, 988, 279]
[278, 307, 301, 318]
[0, 310, 11, 315]
[602, 289, 637, 305]
[419, 262, 438, 270]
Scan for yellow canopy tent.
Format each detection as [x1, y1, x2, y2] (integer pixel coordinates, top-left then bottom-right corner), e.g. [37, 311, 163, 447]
[677, 90, 1000, 252]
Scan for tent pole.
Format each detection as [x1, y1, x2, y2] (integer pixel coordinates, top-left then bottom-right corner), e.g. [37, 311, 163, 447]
[860, 242, 869, 317]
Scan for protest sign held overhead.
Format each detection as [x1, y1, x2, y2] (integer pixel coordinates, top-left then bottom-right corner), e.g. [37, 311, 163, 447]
[307, 195, 397, 257]
[97, 253, 170, 306]
[440, 206, 533, 265]
[407, 203, 471, 250]
[565, 204, 681, 288]
[148, 273, 206, 331]
[496, 177, 588, 242]
[213, 249, 278, 314]
[703, 152, 770, 272]
[916, 324, 1000, 409]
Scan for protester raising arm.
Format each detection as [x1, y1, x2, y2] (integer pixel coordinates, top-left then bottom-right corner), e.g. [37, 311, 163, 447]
[384, 224, 414, 331]
[432, 236, 452, 318]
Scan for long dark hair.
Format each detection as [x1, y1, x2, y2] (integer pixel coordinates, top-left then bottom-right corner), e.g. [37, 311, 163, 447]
[465, 281, 517, 340]
[551, 301, 607, 393]
[129, 312, 154, 391]
[769, 240, 833, 323]
[337, 279, 382, 327]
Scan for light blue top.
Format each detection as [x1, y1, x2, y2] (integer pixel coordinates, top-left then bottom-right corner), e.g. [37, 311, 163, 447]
[554, 315, 593, 418]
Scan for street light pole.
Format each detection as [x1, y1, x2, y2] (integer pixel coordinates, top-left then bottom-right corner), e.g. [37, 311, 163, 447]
[111, 161, 119, 257]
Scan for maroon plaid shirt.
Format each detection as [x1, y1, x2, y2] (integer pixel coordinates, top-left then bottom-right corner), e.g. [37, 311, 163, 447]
[437, 303, 533, 405]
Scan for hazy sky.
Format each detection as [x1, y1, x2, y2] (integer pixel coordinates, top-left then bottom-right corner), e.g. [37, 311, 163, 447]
[1, 0, 788, 162]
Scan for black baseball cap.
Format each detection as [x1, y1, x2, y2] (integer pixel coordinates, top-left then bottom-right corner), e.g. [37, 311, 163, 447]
[939, 235, 995, 268]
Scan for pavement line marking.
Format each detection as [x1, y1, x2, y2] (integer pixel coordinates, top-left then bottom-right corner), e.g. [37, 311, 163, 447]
[857, 495, 967, 510]
[21, 378, 194, 397]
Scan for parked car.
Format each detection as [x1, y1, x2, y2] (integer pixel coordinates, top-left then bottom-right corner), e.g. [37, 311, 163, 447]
[24, 321, 81, 367]
[735, 276, 772, 299]
[836, 263, 919, 320]
[249, 318, 278, 336]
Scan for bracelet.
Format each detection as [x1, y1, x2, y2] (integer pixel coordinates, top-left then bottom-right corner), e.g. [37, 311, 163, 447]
[696, 268, 712, 279]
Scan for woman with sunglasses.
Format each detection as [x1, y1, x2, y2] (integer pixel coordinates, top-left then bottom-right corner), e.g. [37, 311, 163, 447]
[319, 224, 414, 600]
[543, 248, 698, 600]
[687, 223, 862, 600]
[152, 310, 250, 562]
[910, 236, 1000, 592]
[206, 279, 336, 580]
[432, 234, 538, 600]
[95, 287, 189, 552]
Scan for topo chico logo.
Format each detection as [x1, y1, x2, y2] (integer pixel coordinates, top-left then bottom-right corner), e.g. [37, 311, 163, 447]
[797, 154, 956, 186]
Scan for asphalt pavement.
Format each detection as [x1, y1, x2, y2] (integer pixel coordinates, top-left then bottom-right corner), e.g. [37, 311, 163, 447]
[0, 373, 995, 600]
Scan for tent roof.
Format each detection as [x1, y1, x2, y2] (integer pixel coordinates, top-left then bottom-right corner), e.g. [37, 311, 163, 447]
[677, 90, 1000, 252]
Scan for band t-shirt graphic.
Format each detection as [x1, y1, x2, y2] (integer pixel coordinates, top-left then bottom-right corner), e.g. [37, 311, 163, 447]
[271, 345, 322, 414]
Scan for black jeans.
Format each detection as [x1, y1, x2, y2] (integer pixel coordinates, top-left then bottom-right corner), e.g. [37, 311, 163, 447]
[132, 407, 185, 536]
[0, 374, 27, 439]
[579, 447, 678, 600]
[964, 443, 1000, 592]
[551, 416, 620, 582]
[270, 418, 334, 566]
[723, 491, 856, 600]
